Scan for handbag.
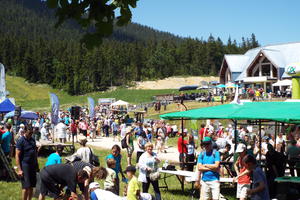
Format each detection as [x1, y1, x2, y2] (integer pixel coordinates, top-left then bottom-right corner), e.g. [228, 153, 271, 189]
[149, 171, 160, 181]
[89, 147, 100, 166]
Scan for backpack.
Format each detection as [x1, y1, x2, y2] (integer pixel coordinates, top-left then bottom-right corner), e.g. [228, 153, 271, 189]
[121, 136, 128, 149]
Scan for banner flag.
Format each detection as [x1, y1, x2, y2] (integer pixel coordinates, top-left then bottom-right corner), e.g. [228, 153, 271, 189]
[50, 93, 60, 125]
[88, 97, 95, 118]
[0, 63, 6, 101]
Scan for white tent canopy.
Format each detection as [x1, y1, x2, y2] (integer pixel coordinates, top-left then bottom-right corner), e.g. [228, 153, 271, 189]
[110, 100, 129, 108]
[272, 79, 292, 87]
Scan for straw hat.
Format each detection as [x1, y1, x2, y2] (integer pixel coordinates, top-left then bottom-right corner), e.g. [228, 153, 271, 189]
[78, 135, 87, 144]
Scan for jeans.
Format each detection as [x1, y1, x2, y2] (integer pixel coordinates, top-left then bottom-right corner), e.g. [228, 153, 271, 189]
[142, 177, 161, 200]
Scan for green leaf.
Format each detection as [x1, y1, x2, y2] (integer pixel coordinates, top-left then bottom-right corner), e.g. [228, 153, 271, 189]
[47, 0, 58, 8]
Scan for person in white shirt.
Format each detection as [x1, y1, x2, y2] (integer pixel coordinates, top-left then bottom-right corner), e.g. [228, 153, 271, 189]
[76, 135, 93, 164]
[40, 123, 50, 142]
[55, 120, 67, 143]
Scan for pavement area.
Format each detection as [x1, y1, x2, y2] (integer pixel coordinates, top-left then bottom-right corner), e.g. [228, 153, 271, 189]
[87, 137, 180, 162]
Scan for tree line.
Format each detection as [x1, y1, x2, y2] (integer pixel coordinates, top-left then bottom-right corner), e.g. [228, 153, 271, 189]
[0, 0, 259, 95]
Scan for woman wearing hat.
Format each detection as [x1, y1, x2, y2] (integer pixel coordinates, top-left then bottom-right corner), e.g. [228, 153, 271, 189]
[76, 135, 93, 164]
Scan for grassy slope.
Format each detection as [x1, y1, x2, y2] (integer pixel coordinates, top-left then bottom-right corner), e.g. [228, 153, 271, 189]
[6, 75, 179, 111]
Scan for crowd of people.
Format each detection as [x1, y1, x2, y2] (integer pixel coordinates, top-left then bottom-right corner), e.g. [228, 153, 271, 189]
[1, 105, 300, 200]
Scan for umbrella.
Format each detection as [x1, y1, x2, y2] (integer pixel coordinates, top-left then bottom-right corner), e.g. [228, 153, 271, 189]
[0, 98, 15, 113]
[226, 82, 239, 88]
[216, 84, 226, 88]
[5, 110, 39, 120]
[179, 85, 198, 91]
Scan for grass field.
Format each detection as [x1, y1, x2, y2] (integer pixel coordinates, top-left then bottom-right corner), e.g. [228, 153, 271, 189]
[6, 75, 181, 111]
[0, 144, 235, 200]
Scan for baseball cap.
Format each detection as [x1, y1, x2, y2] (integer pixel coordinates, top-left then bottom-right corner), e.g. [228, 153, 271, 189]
[89, 182, 100, 190]
[124, 165, 136, 173]
[202, 137, 212, 144]
[236, 143, 246, 153]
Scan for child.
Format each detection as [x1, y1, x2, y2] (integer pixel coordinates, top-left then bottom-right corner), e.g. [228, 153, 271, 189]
[124, 166, 152, 200]
[186, 133, 196, 171]
[124, 165, 140, 200]
[98, 159, 117, 194]
[243, 154, 270, 200]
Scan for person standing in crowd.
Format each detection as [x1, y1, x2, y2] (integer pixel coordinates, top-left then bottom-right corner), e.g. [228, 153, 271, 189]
[287, 140, 300, 177]
[45, 144, 64, 166]
[243, 155, 270, 200]
[126, 127, 134, 166]
[105, 145, 125, 195]
[136, 131, 148, 163]
[38, 164, 89, 200]
[55, 119, 67, 143]
[234, 144, 251, 200]
[265, 144, 286, 198]
[76, 135, 93, 164]
[1, 123, 13, 157]
[70, 119, 78, 143]
[16, 126, 39, 200]
[103, 117, 110, 137]
[199, 124, 208, 141]
[186, 133, 196, 172]
[197, 137, 221, 200]
[40, 123, 50, 142]
[120, 119, 127, 139]
[111, 119, 119, 141]
[177, 129, 188, 169]
[138, 142, 161, 200]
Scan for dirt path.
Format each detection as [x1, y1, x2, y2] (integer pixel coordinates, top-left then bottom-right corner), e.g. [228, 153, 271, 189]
[132, 76, 218, 89]
[87, 137, 179, 162]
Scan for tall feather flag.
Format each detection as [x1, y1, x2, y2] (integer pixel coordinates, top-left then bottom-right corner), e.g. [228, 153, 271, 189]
[88, 97, 95, 118]
[50, 93, 60, 125]
[0, 63, 6, 101]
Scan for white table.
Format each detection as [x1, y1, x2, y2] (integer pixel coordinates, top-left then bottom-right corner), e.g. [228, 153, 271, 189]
[158, 168, 233, 192]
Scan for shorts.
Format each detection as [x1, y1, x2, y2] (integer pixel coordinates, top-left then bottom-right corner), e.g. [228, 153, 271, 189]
[21, 163, 37, 189]
[127, 146, 134, 156]
[236, 183, 250, 198]
[113, 131, 118, 136]
[200, 180, 220, 200]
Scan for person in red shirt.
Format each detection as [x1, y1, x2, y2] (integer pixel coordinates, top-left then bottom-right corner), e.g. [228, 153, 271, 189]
[234, 144, 251, 200]
[199, 124, 208, 141]
[178, 129, 188, 169]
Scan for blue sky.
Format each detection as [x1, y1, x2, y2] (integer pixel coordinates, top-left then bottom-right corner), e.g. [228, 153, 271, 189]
[131, 0, 300, 46]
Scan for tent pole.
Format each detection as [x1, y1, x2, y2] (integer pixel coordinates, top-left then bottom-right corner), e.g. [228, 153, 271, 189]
[181, 117, 184, 170]
[259, 120, 262, 162]
[234, 120, 238, 152]
[274, 121, 277, 150]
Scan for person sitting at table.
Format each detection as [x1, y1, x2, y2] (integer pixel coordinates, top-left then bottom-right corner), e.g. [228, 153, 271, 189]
[286, 140, 300, 177]
[197, 137, 221, 200]
[243, 155, 270, 200]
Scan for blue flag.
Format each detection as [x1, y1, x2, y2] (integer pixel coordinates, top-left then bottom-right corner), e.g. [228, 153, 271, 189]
[50, 93, 60, 125]
[88, 97, 95, 118]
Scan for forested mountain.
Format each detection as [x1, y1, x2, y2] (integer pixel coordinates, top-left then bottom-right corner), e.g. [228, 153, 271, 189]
[0, 0, 259, 95]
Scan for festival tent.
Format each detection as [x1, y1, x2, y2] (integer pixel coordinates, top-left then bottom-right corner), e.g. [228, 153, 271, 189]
[160, 102, 300, 124]
[0, 98, 15, 113]
[272, 79, 292, 87]
[5, 110, 39, 120]
[110, 100, 129, 109]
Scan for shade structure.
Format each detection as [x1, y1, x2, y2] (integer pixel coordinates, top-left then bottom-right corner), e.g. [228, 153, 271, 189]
[160, 102, 300, 124]
[272, 80, 292, 87]
[0, 98, 15, 113]
[216, 84, 226, 88]
[225, 82, 239, 88]
[178, 85, 198, 91]
[110, 100, 129, 107]
[5, 110, 39, 120]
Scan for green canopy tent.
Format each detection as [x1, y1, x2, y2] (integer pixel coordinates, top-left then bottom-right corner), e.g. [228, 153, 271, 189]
[161, 102, 300, 123]
[160, 101, 300, 162]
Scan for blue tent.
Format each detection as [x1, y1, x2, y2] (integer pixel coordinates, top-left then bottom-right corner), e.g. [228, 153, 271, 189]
[0, 98, 15, 113]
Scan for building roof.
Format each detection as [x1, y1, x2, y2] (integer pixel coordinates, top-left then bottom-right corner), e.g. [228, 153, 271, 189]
[223, 42, 300, 81]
